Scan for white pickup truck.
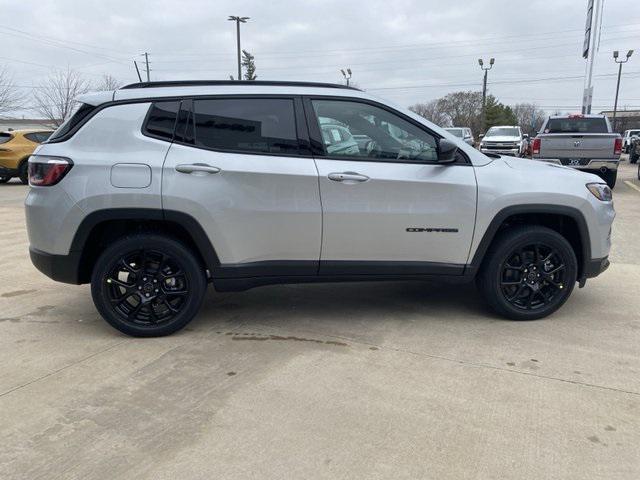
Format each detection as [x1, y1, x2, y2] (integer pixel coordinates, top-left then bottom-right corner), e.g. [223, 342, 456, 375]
[531, 114, 622, 188]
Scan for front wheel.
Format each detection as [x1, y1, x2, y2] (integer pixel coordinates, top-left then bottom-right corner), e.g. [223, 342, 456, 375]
[600, 169, 617, 189]
[91, 234, 207, 337]
[0, 176, 10, 184]
[477, 226, 577, 320]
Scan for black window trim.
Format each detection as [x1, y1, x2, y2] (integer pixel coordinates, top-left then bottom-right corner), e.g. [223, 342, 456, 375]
[301, 95, 471, 166]
[143, 94, 313, 159]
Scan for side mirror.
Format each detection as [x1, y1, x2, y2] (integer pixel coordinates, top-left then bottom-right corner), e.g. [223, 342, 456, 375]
[438, 138, 458, 164]
[523, 134, 529, 139]
[479, 133, 484, 139]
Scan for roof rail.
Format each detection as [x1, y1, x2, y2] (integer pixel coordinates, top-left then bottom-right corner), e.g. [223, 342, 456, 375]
[121, 80, 360, 91]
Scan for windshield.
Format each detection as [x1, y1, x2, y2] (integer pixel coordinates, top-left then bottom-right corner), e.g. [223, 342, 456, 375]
[544, 117, 608, 134]
[486, 127, 519, 137]
[445, 128, 464, 137]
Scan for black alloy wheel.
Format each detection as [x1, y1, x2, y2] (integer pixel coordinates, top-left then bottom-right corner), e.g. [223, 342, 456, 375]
[91, 235, 206, 336]
[477, 226, 577, 320]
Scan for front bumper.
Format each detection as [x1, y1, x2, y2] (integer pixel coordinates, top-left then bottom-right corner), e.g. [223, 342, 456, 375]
[481, 147, 520, 156]
[30, 247, 82, 284]
[0, 166, 17, 177]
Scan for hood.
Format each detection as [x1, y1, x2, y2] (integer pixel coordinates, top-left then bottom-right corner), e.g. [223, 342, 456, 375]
[501, 156, 603, 182]
[482, 135, 521, 142]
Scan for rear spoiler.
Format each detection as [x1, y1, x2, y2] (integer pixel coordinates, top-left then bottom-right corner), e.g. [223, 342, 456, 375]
[74, 90, 116, 107]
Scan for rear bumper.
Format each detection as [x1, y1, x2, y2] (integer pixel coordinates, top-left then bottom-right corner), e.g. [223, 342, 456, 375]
[29, 247, 82, 284]
[582, 256, 610, 280]
[533, 158, 619, 170]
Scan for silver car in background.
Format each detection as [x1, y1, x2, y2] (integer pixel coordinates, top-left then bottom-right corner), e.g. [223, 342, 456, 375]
[444, 127, 475, 146]
[479, 126, 526, 157]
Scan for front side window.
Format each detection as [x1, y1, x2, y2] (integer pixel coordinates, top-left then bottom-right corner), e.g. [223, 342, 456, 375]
[311, 99, 438, 162]
[192, 98, 299, 154]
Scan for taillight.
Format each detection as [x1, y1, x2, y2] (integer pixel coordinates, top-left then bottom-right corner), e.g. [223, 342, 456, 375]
[28, 155, 73, 186]
[532, 138, 541, 155]
[614, 137, 622, 155]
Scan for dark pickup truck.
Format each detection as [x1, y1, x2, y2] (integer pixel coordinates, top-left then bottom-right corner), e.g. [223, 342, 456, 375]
[531, 114, 622, 188]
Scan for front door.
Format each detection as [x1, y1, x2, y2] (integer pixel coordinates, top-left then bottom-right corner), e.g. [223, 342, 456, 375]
[307, 98, 477, 275]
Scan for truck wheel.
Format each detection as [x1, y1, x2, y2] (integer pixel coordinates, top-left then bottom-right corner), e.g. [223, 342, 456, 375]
[477, 226, 577, 321]
[91, 234, 207, 337]
[601, 169, 617, 189]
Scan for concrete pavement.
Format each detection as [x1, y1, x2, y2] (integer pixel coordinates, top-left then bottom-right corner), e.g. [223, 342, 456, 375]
[1, 160, 639, 479]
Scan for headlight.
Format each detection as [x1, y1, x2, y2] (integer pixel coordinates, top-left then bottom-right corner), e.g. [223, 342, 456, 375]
[586, 183, 612, 202]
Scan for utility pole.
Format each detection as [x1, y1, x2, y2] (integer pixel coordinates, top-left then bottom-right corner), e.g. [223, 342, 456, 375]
[582, 0, 603, 114]
[340, 68, 352, 86]
[143, 52, 150, 82]
[478, 58, 494, 133]
[612, 49, 634, 132]
[228, 16, 250, 81]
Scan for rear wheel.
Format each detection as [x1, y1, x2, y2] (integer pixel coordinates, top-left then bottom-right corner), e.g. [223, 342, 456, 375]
[477, 226, 577, 320]
[91, 234, 207, 337]
[0, 176, 9, 184]
[18, 161, 29, 185]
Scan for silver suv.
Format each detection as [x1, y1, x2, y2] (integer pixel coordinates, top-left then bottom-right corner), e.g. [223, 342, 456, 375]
[25, 81, 615, 336]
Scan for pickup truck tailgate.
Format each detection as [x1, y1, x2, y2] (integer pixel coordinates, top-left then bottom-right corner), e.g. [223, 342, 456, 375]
[539, 133, 618, 159]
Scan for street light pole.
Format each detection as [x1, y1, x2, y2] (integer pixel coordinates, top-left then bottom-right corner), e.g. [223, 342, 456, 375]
[612, 49, 633, 132]
[478, 58, 494, 133]
[340, 68, 352, 86]
[228, 16, 250, 81]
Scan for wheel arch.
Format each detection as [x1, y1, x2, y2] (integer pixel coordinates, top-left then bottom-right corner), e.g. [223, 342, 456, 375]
[71, 209, 220, 284]
[467, 204, 590, 279]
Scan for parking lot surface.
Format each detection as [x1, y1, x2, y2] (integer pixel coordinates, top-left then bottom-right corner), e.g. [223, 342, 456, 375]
[1, 159, 639, 480]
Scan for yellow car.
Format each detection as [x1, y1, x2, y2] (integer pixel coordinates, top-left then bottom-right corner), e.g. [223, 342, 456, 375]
[0, 129, 54, 184]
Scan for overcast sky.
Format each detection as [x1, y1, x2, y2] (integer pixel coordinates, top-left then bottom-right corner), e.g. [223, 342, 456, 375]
[2, 0, 639, 117]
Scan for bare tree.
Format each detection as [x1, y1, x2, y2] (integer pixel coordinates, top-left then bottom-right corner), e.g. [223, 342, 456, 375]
[0, 66, 25, 117]
[33, 68, 90, 126]
[409, 99, 449, 126]
[95, 74, 121, 91]
[512, 102, 546, 135]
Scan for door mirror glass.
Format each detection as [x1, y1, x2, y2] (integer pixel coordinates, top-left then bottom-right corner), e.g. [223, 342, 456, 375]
[438, 138, 458, 163]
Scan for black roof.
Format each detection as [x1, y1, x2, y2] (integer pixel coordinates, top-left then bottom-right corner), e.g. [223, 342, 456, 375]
[121, 80, 360, 90]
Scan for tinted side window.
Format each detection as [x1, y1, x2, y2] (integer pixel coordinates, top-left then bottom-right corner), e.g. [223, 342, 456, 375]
[193, 98, 299, 154]
[144, 101, 180, 140]
[545, 118, 608, 134]
[311, 99, 438, 162]
[24, 132, 51, 143]
[49, 103, 96, 141]
[0, 132, 13, 144]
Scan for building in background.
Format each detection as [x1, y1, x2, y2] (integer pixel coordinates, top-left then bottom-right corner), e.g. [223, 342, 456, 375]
[599, 110, 640, 134]
[0, 119, 57, 131]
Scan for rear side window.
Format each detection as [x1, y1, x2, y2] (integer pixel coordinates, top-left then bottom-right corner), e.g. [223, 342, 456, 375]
[24, 132, 52, 143]
[192, 98, 299, 154]
[49, 103, 97, 141]
[0, 132, 12, 144]
[144, 101, 180, 140]
[545, 117, 608, 134]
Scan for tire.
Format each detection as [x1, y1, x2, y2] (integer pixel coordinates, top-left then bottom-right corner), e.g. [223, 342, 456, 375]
[0, 176, 9, 184]
[477, 225, 577, 321]
[91, 234, 207, 337]
[18, 161, 29, 185]
[600, 169, 617, 189]
[631, 152, 639, 164]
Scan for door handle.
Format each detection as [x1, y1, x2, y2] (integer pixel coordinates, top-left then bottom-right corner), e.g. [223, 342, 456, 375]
[175, 163, 221, 175]
[328, 172, 369, 183]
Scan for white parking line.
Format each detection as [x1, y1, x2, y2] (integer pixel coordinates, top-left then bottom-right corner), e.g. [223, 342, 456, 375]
[624, 180, 640, 193]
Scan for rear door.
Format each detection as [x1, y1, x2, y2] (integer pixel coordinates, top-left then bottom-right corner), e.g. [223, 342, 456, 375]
[306, 97, 477, 275]
[161, 96, 322, 277]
